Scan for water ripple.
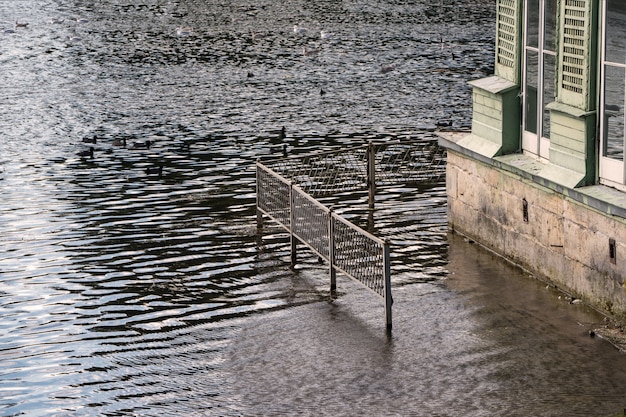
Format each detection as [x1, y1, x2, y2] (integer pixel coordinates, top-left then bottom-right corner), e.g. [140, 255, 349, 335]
[6, 1, 626, 416]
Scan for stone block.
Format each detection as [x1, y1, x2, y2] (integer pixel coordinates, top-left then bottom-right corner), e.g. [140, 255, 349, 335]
[446, 152, 626, 321]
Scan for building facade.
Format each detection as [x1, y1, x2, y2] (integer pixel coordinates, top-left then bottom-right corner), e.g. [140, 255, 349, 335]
[439, 0, 626, 320]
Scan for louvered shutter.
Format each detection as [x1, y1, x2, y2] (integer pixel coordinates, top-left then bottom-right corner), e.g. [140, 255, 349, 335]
[557, 0, 595, 110]
[495, 0, 522, 83]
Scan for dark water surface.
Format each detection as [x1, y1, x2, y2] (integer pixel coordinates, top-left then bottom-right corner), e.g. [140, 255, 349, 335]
[2, 1, 626, 416]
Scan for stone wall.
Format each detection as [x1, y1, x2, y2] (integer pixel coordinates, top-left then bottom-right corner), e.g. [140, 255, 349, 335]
[446, 150, 626, 320]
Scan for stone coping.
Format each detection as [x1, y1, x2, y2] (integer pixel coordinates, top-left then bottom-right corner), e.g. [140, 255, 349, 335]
[467, 75, 518, 95]
[437, 131, 626, 221]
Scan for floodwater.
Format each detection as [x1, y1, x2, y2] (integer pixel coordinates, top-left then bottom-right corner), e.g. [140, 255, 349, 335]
[1, 0, 626, 416]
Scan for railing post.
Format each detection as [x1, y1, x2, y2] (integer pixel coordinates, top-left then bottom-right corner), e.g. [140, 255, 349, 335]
[256, 163, 263, 231]
[255, 163, 265, 248]
[383, 240, 392, 332]
[367, 141, 376, 209]
[256, 208, 263, 231]
[329, 209, 336, 293]
[290, 182, 297, 268]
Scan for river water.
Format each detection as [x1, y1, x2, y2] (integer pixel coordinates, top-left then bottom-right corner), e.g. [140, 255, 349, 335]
[2, 0, 626, 416]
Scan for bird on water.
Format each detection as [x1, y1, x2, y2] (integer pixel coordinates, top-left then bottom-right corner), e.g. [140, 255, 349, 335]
[145, 165, 163, 176]
[293, 25, 308, 35]
[380, 63, 396, 74]
[176, 27, 193, 36]
[131, 140, 151, 150]
[112, 138, 126, 147]
[77, 147, 94, 158]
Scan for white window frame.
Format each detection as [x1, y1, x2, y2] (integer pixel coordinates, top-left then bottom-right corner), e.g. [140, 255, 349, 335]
[599, 0, 626, 189]
[522, 0, 555, 161]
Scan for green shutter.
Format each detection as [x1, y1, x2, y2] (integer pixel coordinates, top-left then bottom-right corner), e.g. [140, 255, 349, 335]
[557, 0, 595, 110]
[495, 0, 522, 83]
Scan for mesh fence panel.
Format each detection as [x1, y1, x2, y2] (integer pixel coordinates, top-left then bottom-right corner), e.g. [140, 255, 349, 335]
[266, 145, 368, 196]
[263, 138, 446, 197]
[332, 215, 386, 297]
[372, 140, 447, 185]
[256, 164, 291, 229]
[292, 187, 330, 260]
[257, 136, 446, 314]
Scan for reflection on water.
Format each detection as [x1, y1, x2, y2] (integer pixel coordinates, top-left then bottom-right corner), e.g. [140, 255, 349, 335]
[2, 0, 626, 416]
[226, 234, 626, 416]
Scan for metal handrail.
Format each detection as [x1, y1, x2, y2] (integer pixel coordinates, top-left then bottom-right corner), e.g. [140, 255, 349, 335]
[255, 138, 446, 330]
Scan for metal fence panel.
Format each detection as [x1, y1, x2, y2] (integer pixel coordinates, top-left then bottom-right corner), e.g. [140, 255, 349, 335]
[264, 145, 368, 196]
[262, 138, 446, 197]
[256, 137, 447, 330]
[332, 214, 387, 297]
[256, 163, 291, 230]
[291, 186, 330, 260]
[371, 140, 447, 185]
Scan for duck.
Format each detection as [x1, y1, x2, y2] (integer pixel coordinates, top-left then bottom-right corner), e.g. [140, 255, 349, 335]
[67, 30, 82, 43]
[251, 32, 267, 41]
[320, 30, 334, 40]
[15, 21, 29, 29]
[77, 147, 94, 158]
[293, 25, 308, 35]
[303, 47, 320, 56]
[48, 17, 64, 24]
[82, 136, 97, 144]
[131, 140, 151, 150]
[145, 165, 163, 176]
[176, 27, 193, 36]
[112, 138, 127, 147]
[380, 63, 396, 74]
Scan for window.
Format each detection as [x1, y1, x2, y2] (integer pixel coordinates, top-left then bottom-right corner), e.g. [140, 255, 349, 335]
[522, 0, 557, 160]
[600, 0, 626, 187]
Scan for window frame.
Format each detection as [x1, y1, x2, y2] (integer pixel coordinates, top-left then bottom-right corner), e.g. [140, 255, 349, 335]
[522, 0, 557, 161]
[599, 0, 626, 188]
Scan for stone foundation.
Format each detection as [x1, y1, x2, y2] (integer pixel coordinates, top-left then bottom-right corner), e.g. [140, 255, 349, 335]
[446, 149, 626, 321]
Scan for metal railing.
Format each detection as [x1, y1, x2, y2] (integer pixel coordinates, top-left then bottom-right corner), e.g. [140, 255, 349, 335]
[262, 138, 446, 201]
[257, 164, 392, 329]
[256, 138, 447, 331]
[256, 164, 291, 230]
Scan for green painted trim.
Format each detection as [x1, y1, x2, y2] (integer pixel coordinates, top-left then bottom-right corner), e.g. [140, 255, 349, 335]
[546, 101, 595, 118]
[494, 0, 523, 84]
[469, 75, 521, 156]
[547, 100, 597, 185]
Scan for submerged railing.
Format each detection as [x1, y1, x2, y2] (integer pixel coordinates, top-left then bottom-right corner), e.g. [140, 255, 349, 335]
[256, 138, 447, 330]
[263, 139, 446, 204]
